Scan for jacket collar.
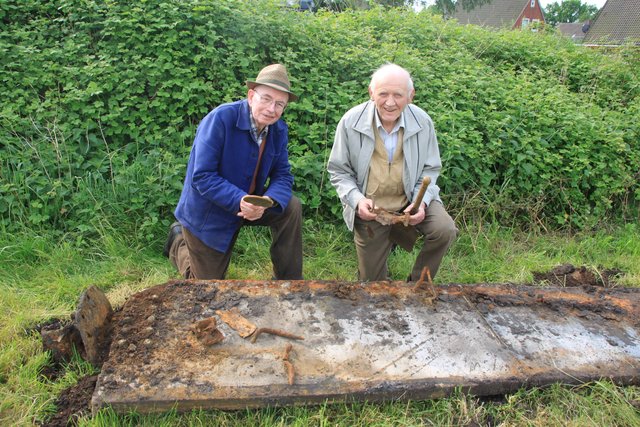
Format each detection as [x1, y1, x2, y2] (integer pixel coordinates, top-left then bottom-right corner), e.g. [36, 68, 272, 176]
[352, 101, 423, 140]
[236, 99, 252, 131]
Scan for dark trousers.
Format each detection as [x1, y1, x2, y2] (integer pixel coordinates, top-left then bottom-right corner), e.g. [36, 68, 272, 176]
[353, 201, 457, 281]
[169, 196, 303, 280]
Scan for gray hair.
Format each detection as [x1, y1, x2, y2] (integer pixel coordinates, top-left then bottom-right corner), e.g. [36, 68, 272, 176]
[369, 63, 414, 93]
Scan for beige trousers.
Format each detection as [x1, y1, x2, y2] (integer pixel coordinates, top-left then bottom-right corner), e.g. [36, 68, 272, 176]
[353, 201, 457, 281]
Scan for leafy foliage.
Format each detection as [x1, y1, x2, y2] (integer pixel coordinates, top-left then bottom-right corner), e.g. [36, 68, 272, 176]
[430, 0, 494, 19]
[315, 0, 414, 10]
[545, 0, 599, 27]
[0, 0, 638, 245]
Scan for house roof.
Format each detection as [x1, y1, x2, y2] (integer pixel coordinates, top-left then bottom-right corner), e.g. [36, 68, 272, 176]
[557, 22, 589, 41]
[583, 0, 640, 45]
[452, 0, 531, 28]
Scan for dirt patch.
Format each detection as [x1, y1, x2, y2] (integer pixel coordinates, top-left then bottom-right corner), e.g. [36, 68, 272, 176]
[105, 281, 223, 367]
[41, 375, 97, 427]
[532, 264, 624, 287]
[331, 282, 360, 301]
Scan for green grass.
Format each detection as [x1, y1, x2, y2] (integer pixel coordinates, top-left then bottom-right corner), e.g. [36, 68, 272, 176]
[1, 222, 639, 426]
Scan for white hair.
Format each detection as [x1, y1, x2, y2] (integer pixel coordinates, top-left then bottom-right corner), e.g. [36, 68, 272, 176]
[369, 63, 414, 93]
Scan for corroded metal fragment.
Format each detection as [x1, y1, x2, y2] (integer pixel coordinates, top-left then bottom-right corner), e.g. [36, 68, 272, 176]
[215, 307, 257, 338]
[75, 286, 113, 366]
[192, 317, 224, 346]
[41, 322, 83, 364]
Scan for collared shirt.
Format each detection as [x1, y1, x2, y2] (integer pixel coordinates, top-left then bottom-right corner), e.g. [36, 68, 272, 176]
[374, 110, 405, 162]
[249, 109, 268, 147]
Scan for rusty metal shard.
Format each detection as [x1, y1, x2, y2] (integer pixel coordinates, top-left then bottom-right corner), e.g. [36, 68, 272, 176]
[215, 307, 257, 338]
[76, 285, 113, 366]
[92, 281, 640, 414]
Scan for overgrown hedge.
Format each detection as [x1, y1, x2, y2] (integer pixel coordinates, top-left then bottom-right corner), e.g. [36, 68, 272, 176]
[1, 0, 639, 243]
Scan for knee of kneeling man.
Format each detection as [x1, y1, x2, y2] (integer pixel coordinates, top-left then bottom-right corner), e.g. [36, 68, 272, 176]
[433, 221, 458, 242]
[447, 224, 459, 241]
[446, 221, 458, 238]
[286, 195, 302, 214]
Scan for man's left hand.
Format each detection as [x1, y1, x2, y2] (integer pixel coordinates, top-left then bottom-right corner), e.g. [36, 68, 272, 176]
[404, 202, 426, 226]
[238, 196, 268, 221]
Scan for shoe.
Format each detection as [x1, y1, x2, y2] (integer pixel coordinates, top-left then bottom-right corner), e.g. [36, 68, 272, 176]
[162, 222, 183, 258]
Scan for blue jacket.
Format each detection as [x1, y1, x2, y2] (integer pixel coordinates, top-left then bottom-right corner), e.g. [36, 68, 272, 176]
[175, 99, 294, 252]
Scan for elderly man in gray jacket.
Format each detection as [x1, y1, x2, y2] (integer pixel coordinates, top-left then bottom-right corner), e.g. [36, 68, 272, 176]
[328, 63, 457, 281]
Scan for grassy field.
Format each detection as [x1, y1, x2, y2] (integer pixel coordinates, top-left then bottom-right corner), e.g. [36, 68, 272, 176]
[1, 222, 639, 426]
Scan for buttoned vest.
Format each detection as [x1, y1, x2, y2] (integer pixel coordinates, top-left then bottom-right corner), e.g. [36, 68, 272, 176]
[365, 124, 408, 212]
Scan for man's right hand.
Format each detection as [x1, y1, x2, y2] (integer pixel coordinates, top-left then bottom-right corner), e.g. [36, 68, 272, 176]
[357, 198, 377, 221]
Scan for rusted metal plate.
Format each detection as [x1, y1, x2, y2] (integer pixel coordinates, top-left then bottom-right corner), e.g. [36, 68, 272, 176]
[92, 280, 640, 413]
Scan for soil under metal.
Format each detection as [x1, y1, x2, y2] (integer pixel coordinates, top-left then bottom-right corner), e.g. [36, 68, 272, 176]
[41, 376, 97, 427]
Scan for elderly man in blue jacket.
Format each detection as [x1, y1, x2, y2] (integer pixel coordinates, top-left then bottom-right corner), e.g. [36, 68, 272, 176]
[163, 64, 303, 280]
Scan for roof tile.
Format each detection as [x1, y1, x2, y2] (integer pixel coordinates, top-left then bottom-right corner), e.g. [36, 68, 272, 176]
[583, 0, 640, 44]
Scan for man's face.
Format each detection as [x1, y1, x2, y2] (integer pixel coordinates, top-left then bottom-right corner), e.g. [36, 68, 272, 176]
[247, 85, 289, 130]
[369, 72, 414, 129]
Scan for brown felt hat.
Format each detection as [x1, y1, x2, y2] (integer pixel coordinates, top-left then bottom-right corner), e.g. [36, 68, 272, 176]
[246, 63, 298, 102]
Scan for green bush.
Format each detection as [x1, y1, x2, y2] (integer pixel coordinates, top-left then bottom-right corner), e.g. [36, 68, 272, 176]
[1, 0, 638, 244]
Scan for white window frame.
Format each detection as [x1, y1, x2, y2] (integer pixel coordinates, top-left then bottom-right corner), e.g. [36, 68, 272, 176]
[531, 0, 535, 7]
[531, 18, 540, 31]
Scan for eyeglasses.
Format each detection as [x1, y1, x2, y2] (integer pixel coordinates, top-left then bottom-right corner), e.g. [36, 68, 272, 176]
[253, 91, 287, 112]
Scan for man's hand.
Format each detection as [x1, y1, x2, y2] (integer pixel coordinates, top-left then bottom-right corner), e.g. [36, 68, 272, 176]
[404, 202, 426, 226]
[238, 196, 268, 221]
[357, 198, 377, 221]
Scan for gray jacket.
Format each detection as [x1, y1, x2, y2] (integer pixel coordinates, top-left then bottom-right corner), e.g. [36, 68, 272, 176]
[327, 101, 443, 231]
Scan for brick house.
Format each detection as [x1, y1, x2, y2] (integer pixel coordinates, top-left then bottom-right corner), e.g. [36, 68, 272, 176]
[453, 0, 546, 30]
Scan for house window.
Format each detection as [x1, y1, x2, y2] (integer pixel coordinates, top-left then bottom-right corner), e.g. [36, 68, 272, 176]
[522, 17, 530, 28]
[531, 18, 540, 31]
[531, 0, 535, 7]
